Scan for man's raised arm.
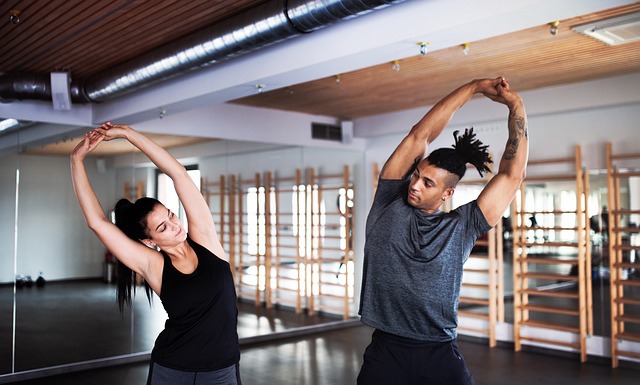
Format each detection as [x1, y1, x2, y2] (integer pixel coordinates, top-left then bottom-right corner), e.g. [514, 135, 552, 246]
[477, 79, 529, 226]
[380, 77, 505, 180]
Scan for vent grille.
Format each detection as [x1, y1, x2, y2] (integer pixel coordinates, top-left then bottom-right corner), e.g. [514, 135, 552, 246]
[573, 12, 640, 46]
[312, 123, 342, 142]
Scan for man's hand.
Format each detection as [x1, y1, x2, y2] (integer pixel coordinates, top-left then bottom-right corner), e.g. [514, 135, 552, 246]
[483, 77, 522, 109]
[474, 77, 503, 98]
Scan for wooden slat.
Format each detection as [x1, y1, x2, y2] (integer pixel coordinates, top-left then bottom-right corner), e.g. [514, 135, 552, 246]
[524, 174, 577, 182]
[522, 304, 580, 316]
[518, 272, 579, 281]
[522, 241, 579, 248]
[613, 279, 640, 288]
[520, 336, 580, 349]
[616, 350, 640, 359]
[521, 289, 579, 299]
[461, 283, 489, 290]
[457, 326, 490, 334]
[459, 297, 489, 305]
[612, 171, 640, 178]
[520, 210, 579, 215]
[618, 297, 640, 306]
[523, 257, 579, 266]
[521, 320, 579, 333]
[616, 315, 640, 324]
[527, 157, 576, 166]
[610, 152, 640, 161]
[618, 332, 640, 343]
[458, 310, 490, 320]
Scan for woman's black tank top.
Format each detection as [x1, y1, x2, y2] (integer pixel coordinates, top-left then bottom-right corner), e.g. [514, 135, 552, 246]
[151, 236, 240, 371]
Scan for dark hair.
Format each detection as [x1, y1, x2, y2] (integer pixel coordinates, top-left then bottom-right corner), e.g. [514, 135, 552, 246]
[113, 197, 160, 313]
[426, 128, 492, 181]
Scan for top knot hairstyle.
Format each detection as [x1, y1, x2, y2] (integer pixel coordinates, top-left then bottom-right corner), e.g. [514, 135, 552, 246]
[426, 128, 493, 180]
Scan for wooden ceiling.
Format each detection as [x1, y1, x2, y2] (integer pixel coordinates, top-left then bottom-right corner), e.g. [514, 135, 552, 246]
[0, 0, 270, 79]
[232, 2, 640, 119]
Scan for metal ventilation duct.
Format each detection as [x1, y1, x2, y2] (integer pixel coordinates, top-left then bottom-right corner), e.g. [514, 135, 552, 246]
[0, 0, 406, 105]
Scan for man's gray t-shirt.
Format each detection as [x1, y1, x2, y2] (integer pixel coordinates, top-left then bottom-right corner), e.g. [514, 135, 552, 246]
[359, 177, 492, 342]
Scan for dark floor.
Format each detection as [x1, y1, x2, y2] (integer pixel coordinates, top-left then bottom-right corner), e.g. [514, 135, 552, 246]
[0, 280, 342, 374]
[6, 324, 640, 385]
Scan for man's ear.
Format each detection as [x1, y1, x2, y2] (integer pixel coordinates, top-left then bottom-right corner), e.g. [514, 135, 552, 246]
[443, 187, 455, 201]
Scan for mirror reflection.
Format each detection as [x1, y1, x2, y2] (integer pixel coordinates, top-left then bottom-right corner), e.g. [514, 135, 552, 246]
[7, 134, 361, 371]
[0, 148, 17, 375]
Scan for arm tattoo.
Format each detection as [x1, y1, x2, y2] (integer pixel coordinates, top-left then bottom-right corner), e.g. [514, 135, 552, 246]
[503, 107, 527, 161]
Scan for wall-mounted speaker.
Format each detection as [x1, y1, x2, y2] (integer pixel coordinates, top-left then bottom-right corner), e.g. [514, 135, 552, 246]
[50, 72, 71, 111]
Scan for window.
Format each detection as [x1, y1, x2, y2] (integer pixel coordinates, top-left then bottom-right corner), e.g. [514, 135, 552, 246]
[157, 166, 201, 231]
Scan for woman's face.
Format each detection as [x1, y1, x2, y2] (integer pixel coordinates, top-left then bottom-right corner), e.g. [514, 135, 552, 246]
[144, 204, 187, 249]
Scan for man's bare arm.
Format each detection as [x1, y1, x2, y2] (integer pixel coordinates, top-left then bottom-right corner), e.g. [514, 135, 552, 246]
[380, 77, 504, 180]
[478, 82, 529, 226]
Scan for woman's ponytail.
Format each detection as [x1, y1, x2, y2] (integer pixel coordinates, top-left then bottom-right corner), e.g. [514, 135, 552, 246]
[112, 197, 159, 313]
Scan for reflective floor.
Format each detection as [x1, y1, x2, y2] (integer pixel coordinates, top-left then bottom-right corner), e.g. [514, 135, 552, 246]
[0, 279, 341, 374]
[2, 272, 640, 384]
[8, 324, 640, 385]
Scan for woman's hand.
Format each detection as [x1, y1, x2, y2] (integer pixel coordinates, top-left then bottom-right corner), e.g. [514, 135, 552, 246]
[93, 121, 134, 141]
[71, 129, 105, 161]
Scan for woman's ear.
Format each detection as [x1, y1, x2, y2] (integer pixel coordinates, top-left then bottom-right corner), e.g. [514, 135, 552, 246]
[141, 239, 156, 249]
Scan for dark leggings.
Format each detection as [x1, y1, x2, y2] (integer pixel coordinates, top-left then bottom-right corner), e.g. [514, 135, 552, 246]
[357, 329, 475, 385]
[147, 361, 242, 385]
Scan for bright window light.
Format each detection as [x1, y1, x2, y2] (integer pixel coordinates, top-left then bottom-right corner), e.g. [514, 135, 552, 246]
[0, 118, 19, 132]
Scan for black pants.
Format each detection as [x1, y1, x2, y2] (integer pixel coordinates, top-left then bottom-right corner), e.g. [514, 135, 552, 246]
[147, 361, 241, 385]
[357, 329, 475, 385]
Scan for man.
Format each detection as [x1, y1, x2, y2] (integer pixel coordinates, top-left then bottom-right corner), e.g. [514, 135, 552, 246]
[358, 77, 528, 385]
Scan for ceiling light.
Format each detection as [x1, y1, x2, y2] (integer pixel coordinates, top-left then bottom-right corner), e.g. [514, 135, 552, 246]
[549, 21, 560, 36]
[0, 118, 19, 132]
[462, 42, 470, 55]
[255, 84, 266, 93]
[391, 60, 400, 72]
[9, 9, 21, 24]
[417, 41, 429, 55]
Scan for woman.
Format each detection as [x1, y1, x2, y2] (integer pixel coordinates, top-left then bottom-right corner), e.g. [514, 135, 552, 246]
[71, 122, 241, 384]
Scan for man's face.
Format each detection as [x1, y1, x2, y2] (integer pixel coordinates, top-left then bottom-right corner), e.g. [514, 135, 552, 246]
[407, 160, 455, 213]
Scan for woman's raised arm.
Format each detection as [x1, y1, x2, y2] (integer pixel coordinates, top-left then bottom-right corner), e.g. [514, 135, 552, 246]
[70, 128, 162, 292]
[95, 123, 226, 260]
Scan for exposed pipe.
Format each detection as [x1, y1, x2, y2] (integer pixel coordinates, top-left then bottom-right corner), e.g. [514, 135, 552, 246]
[0, 0, 406, 105]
